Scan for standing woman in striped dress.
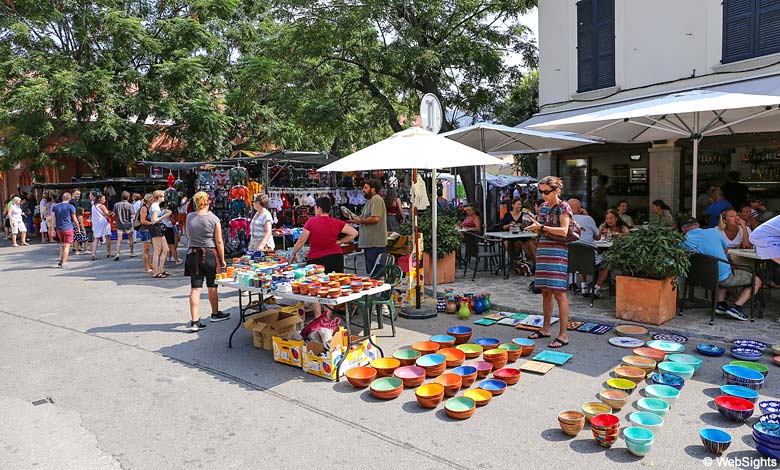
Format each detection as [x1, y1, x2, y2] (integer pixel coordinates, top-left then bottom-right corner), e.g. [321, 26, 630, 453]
[523, 176, 571, 348]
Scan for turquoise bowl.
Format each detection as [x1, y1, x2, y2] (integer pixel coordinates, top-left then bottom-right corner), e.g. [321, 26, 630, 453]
[668, 353, 703, 371]
[637, 398, 670, 417]
[416, 353, 446, 367]
[626, 440, 655, 457]
[512, 338, 535, 347]
[645, 384, 680, 406]
[630, 411, 664, 431]
[720, 385, 760, 404]
[658, 361, 695, 380]
[624, 426, 655, 444]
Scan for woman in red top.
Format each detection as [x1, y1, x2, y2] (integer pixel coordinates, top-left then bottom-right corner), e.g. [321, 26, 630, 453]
[290, 197, 358, 316]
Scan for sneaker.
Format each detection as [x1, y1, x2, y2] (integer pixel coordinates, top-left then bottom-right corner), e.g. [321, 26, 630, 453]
[726, 305, 749, 321]
[210, 311, 230, 322]
[189, 320, 207, 332]
[716, 302, 729, 314]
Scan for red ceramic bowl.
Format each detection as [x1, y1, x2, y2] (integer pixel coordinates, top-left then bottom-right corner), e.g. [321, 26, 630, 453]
[345, 366, 377, 388]
[633, 347, 666, 363]
[591, 413, 620, 430]
[493, 367, 522, 385]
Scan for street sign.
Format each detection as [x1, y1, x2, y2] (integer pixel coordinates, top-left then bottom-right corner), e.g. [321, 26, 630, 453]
[420, 93, 443, 134]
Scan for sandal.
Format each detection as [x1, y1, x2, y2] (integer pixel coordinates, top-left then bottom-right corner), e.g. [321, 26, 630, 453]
[153, 273, 164, 278]
[549, 337, 569, 349]
[91, 256, 97, 261]
[528, 331, 551, 340]
[162, 271, 172, 277]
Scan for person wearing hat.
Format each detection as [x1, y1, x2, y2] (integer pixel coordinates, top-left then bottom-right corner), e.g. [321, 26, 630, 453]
[681, 217, 760, 321]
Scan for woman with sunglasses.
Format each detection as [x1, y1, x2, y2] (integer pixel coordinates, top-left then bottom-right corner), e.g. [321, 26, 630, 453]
[523, 176, 571, 348]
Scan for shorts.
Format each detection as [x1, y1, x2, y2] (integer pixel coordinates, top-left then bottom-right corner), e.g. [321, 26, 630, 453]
[40, 220, 48, 232]
[164, 226, 176, 245]
[138, 231, 151, 243]
[308, 253, 344, 274]
[720, 269, 753, 288]
[56, 229, 74, 244]
[11, 221, 26, 234]
[117, 228, 134, 238]
[185, 247, 218, 288]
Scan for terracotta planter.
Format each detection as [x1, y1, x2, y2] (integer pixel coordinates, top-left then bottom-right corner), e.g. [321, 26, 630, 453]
[423, 251, 456, 285]
[615, 276, 678, 326]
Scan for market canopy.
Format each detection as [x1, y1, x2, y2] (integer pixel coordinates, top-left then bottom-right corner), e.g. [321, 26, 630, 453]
[317, 127, 506, 172]
[441, 122, 600, 154]
[221, 150, 332, 166]
[138, 160, 231, 170]
[529, 84, 780, 216]
[486, 174, 537, 188]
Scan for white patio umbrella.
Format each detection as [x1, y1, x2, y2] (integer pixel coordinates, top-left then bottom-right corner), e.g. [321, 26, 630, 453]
[441, 122, 600, 232]
[319, 127, 506, 318]
[529, 89, 780, 217]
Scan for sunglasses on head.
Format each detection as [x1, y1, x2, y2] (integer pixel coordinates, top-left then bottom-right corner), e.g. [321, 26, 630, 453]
[539, 188, 557, 195]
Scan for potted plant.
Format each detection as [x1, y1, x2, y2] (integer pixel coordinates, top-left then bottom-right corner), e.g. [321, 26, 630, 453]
[603, 224, 690, 325]
[398, 209, 460, 284]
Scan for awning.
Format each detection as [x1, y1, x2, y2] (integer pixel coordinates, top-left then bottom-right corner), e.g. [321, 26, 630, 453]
[485, 174, 537, 188]
[138, 160, 232, 170]
[220, 150, 332, 166]
[36, 178, 167, 189]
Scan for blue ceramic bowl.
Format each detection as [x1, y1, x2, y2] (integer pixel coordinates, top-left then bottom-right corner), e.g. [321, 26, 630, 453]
[644, 384, 680, 405]
[447, 326, 472, 335]
[450, 365, 477, 377]
[658, 361, 695, 380]
[649, 373, 685, 390]
[731, 346, 763, 361]
[722, 365, 764, 382]
[667, 353, 703, 371]
[754, 422, 780, 445]
[697, 343, 726, 357]
[512, 337, 535, 347]
[416, 353, 446, 367]
[756, 443, 780, 460]
[626, 439, 654, 457]
[430, 334, 456, 344]
[637, 398, 670, 417]
[723, 376, 765, 391]
[734, 339, 768, 351]
[624, 426, 655, 444]
[760, 401, 780, 415]
[474, 337, 500, 349]
[478, 379, 508, 394]
[700, 428, 732, 455]
[720, 385, 760, 403]
[760, 413, 780, 425]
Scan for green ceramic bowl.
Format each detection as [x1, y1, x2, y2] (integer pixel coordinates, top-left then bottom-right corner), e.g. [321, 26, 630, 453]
[456, 343, 484, 358]
[667, 353, 703, 371]
[658, 361, 695, 380]
[444, 396, 476, 412]
[498, 343, 521, 351]
[370, 377, 403, 391]
[729, 361, 769, 376]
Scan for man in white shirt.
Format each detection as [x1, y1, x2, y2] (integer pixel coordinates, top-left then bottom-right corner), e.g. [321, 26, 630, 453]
[568, 198, 601, 295]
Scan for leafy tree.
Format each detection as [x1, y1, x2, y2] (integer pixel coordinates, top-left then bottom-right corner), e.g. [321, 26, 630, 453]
[495, 69, 539, 177]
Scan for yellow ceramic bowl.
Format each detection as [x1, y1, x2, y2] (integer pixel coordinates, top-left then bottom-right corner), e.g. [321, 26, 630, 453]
[464, 389, 493, 406]
[607, 377, 637, 394]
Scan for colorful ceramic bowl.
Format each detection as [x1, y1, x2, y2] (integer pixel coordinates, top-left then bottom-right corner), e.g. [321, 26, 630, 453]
[393, 365, 426, 388]
[437, 347, 466, 367]
[369, 377, 404, 400]
[471, 360, 494, 378]
[658, 361, 695, 380]
[411, 341, 441, 356]
[760, 401, 780, 415]
[614, 366, 646, 383]
[648, 373, 685, 390]
[637, 398, 670, 417]
[447, 326, 473, 345]
[720, 385, 760, 403]
[731, 346, 763, 362]
[464, 388, 492, 406]
[633, 347, 667, 363]
[607, 378, 637, 395]
[626, 439, 655, 457]
[430, 334, 456, 348]
[630, 411, 664, 431]
[730, 361, 769, 377]
[474, 337, 500, 350]
[582, 402, 613, 422]
[668, 353, 704, 371]
[697, 344, 726, 357]
[700, 428, 732, 455]
[371, 357, 401, 377]
[715, 395, 755, 422]
[622, 355, 657, 372]
[434, 373, 463, 397]
[598, 389, 629, 411]
[478, 379, 508, 396]
[456, 343, 483, 359]
[392, 349, 422, 366]
[345, 366, 377, 388]
[498, 343, 522, 362]
[624, 426, 655, 445]
[416, 353, 447, 377]
[415, 383, 445, 408]
[722, 364, 764, 382]
[558, 410, 586, 426]
[493, 367, 521, 385]
[444, 397, 476, 420]
[591, 413, 620, 430]
[734, 339, 768, 351]
[513, 337, 536, 357]
[558, 414, 585, 436]
[451, 365, 478, 387]
[647, 339, 686, 354]
[644, 384, 680, 406]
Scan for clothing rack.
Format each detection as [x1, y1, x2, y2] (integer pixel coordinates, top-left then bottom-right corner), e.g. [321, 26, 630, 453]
[266, 186, 340, 194]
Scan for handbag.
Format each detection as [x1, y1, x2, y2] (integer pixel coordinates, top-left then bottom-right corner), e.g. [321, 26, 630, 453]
[543, 204, 581, 243]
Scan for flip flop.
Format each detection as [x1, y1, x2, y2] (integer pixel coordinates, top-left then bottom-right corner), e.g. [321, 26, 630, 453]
[549, 337, 569, 349]
[528, 331, 551, 340]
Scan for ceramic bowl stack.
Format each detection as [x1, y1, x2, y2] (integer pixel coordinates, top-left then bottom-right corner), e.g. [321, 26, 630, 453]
[730, 361, 769, 377]
[760, 401, 780, 415]
[558, 410, 586, 436]
[633, 347, 666, 363]
[614, 366, 646, 384]
[478, 379, 507, 396]
[371, 357, 401, 377]
[430, 334, 456, 349]
[370, 377, 404, 400]
[752, 422, 780, 459]
[647, 339, 685, 355]
[493, 367, 521, 385]
[471, 360, 493, 378]
[482, 348, 509, 370]
[434, 373, 463, 397]
[499, 343, 522, 362]
[700, 428, 732, 455]
[591, 413, 620, 448]
[607, 378, 637, 395]
[624, 427, 655, 457]
[622, 355, 657, 373]
[648, 373, 685, 390]
[714, 395, 755, 422]
[451, 365, 478, 387]
[473, 337, 500, 351]
[512, 338, 536, 357]
[416, 353, 447, 377]
[598, 390, 629, 411]
[722, 364, 765, 390]
[719, 385, 759, 403]
[393, 366, 426, 388]
[731, 346, 763, 361]
[582, 402, 613, 422]
[411, 341, 441, 356]
[392, 349, 422, 366]
[667, 353, 703, 371]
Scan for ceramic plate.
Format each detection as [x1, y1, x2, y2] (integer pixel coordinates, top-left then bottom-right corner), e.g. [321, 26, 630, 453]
[591, 324, 613, 335]
[473, 318, 496, 326]
[533, 350, 573, 365]
[652, 333, 688, 343]
[519, 360, 555, 374]
[567, 321, 585, 330]
[647, 340, 686, 353]
[734, 339, 768, 351]
[697, 344, 726, 357]
[511, 313, 529, 320]
[731, 347, 763, 361]
[760, 413, 780, 424]
[497, 318, 522, 326]
[578, 322, 598, 332]
[615, 325, 649, 337]
[609, 337, 645, 348]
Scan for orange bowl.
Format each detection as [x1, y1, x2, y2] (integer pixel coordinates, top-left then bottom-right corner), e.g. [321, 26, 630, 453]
[438, 348, 466, 367]
[415, 383, 445, 408]
[633, 347, 666, 363]
[434, 373, 463, 397]
[345, 366, 377, 388]
[412, 341, 441, 356]
[371, 357, 401, 377]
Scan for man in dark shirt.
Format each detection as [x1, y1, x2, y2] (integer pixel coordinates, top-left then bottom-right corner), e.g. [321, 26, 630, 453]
[722, 171, 749, 209]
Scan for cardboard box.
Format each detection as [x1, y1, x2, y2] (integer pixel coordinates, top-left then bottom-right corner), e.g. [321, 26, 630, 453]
[302, 330, 381, 381]
[243, 309, 303, 350]
[272, 336, 304, 367]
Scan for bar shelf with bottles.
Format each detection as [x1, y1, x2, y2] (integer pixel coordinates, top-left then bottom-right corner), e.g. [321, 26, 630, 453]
[740, 147, 780, 197]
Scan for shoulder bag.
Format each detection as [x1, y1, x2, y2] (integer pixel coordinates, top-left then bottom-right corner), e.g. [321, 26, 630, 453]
[543, 204, 581, 243]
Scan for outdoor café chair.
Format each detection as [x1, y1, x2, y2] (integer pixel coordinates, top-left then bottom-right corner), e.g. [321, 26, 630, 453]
[346, 262, 402, 337]
[567, 242, 599, 307]
[462, 231, 502, 281]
